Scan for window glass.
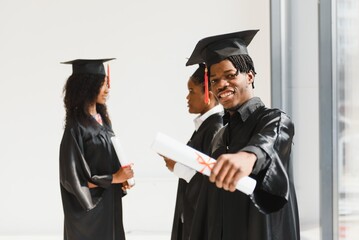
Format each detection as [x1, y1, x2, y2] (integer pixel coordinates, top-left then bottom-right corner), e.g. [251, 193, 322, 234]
[337, 0, 359, 239]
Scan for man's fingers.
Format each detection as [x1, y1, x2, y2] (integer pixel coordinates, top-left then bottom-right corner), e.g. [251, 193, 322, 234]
[228, 171, 245, 192]
[209, 156, 225, 182]
[222, 166, 238, 191]
[214, 160, 233, 189]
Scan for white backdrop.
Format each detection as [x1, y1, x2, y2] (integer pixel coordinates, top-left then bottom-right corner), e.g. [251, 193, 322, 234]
[0, 0, 270, 237]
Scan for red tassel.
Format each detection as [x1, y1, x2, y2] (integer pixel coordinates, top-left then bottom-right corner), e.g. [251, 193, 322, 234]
[107, 64, 111, 89]
[204, 67, 209, 104]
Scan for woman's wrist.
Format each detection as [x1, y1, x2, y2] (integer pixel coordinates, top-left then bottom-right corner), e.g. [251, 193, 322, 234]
[112, 174, 119, 184]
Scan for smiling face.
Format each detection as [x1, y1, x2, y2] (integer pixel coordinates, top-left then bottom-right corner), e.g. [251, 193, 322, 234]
[209, 59, 254, 111]
[96, 76, 110, 105]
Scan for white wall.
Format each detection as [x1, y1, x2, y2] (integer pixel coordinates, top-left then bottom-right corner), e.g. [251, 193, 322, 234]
[0, 0, 270, 237]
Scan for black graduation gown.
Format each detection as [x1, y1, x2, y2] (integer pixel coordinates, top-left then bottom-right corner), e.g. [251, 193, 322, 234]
[190, 97, 300, 240]
[59, 119, 126, 240]
[171, 112, 223, 240]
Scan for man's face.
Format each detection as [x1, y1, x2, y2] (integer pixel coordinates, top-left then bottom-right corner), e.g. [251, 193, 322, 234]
[209, 59, 254, 110]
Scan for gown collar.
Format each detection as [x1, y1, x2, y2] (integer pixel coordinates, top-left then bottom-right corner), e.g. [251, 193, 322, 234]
[223, 97, 264, 124]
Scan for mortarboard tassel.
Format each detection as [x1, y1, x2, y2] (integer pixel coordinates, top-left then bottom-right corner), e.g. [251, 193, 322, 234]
[107, 64, 111, 89]
[204, 67, 209, 104]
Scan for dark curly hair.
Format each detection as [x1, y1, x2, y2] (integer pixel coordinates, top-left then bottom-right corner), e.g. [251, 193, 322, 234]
[63, 73, 111, 128]
[190, 63, 209, 93]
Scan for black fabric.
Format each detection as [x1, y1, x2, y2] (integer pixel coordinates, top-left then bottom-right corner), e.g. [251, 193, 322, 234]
[191, 63, 206, 82]
[61, 58, 115, 75]
[190, 97, 300, 240]
[59, 118, 126, 240]
[171, 113, 223, 240]
[186, 30, 258, 66]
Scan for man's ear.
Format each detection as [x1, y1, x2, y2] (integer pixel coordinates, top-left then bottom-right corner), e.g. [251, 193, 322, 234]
[247, 71, 254, 84]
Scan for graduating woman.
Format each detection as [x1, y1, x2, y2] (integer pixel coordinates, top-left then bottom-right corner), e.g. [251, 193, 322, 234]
[162, 64, 223, 240]
[59, 58, 134, 240]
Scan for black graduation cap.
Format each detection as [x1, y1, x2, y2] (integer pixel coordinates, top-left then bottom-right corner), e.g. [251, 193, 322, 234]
[186, 30, 259, 66]
[190, 63, 210, 103]
[191, 63, 206, 82]
[61, 58, 115, 75]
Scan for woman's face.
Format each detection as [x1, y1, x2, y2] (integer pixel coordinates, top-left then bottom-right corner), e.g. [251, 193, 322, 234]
[186, 78, 208, 115]
[96, 77, 110, 104]
[209, 59, 254, 110]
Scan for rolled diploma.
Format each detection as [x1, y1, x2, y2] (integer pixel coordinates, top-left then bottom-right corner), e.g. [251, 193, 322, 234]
[151, 132, 256, 195]
[111, 136, 135, 187]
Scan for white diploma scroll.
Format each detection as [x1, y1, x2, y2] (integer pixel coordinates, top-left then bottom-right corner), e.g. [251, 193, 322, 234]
[151, 132, 256, 195]
[111, 136, 135, 187]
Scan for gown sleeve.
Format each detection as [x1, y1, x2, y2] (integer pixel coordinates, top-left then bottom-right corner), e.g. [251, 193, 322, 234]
[59, 127, 112, 211]
[241, 110, 295, 214]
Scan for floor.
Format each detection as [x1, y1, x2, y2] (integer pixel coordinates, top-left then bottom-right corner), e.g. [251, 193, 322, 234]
[0, 228, 320, 240]
[0, 233, 169, 240]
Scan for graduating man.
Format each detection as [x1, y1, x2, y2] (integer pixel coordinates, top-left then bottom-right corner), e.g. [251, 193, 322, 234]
[185, 30, 300, 240]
